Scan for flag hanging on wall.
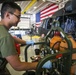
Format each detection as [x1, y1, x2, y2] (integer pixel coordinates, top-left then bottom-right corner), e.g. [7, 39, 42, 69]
[40, 3, 59, 21]
[36, 3, 59, 27]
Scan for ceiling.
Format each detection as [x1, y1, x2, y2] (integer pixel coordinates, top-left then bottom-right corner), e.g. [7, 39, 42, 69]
[0, 0, 68, 15]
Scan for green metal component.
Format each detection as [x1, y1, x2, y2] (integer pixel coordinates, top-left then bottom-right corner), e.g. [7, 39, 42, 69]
[24, 27, 76, 75]
[36, 50, 71, 75]
[35, 27, 74, 75]
[24, 42, 46, 62]
[24, 42, 46, 75]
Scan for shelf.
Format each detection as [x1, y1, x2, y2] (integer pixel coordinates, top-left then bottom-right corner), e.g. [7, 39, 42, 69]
[52, 8, 76, 18]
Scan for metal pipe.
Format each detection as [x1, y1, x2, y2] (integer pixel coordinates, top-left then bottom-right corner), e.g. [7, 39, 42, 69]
[22, 0, 37, 14]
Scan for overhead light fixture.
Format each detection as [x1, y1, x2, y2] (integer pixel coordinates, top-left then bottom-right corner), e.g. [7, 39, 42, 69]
[17, 4, 20, 5]
[42, 0, 46, 2]
[34, 6, 37, 9]
[46, 0, 63, 3]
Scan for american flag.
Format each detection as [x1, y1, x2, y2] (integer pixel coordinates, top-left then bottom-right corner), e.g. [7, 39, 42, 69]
[40, 3, 59, 21]
[35, 22, 41, 27]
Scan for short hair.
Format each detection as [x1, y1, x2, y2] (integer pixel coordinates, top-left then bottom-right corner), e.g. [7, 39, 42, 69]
[1, 1, 21, 19]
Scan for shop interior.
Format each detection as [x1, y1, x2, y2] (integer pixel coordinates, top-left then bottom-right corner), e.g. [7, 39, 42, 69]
[0, 0, 76, 75]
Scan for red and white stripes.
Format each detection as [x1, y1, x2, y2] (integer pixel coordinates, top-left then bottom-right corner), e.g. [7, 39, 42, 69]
[40, 3, 59, 21]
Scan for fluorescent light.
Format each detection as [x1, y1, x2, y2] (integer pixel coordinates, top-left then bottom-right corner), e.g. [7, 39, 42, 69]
[43, 0, 46, 2]
[34, 6, 37, 9]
